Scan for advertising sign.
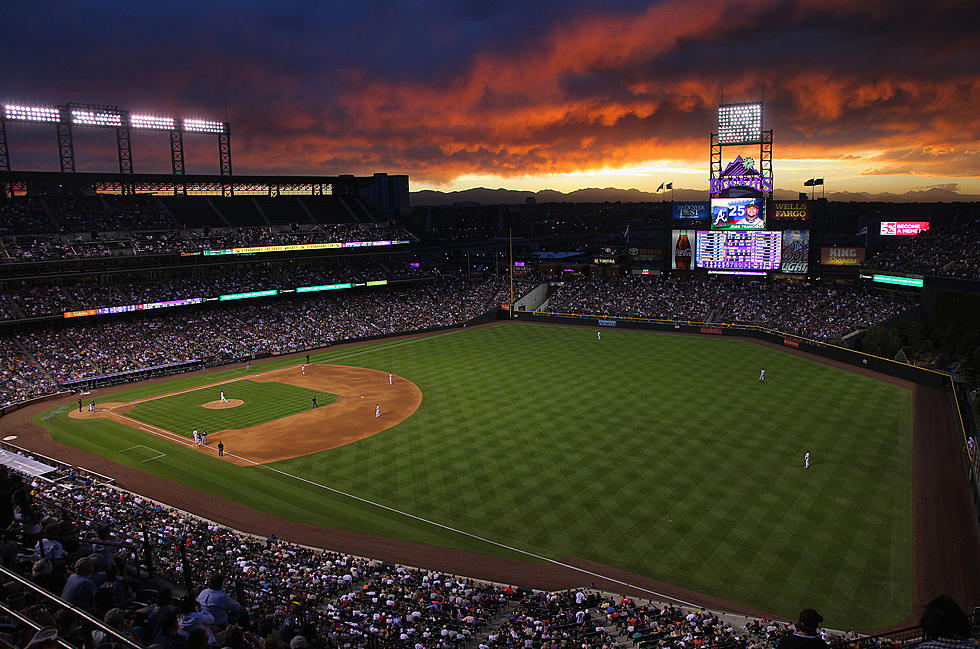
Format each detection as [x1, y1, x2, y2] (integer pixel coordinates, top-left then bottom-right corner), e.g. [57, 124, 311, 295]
[783, 337, 800, 348]
[820, 246, 866, 266]
[710, 197, 766, 230]
[879, 221, 930, 236]
[671, 230, 696, 270]
[672, 201, 710, 220]
[780, 230, 809, 274]
[771, 200, 810, 220]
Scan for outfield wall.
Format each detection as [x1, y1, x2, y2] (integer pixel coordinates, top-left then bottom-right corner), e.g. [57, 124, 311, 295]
[510, 310, 950, 389]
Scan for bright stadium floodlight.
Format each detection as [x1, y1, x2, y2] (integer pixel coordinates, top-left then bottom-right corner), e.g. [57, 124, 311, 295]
[4, 104, 61, 123]
[184, 118, 225, 134]
[717, 102, 762, 144]
[71, 108, 122, 127]
[130, 114, 175, 130]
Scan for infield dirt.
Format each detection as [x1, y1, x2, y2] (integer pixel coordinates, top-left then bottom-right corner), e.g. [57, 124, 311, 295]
[66, 364, 422, 465]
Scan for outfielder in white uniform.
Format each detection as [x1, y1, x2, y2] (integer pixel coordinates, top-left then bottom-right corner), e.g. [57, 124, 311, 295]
[375, 403, 381, 418]
[597, 331, 601, 341]
[804, 451, 810, 468]
[759, 369, 766, 381]
[220, 391, 228, 403]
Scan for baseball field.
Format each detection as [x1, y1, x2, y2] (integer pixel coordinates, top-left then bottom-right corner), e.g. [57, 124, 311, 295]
[32, 322, 914, 629]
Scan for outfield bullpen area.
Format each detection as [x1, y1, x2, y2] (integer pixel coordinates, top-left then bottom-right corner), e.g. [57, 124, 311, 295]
[6, 321, 976, 631]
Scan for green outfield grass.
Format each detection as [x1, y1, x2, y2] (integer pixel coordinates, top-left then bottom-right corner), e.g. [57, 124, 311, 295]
[37, 323, 913, 629]
[123, 379, 336, 436]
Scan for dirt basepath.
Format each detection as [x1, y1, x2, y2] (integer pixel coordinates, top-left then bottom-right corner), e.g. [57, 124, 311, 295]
[4, 324, 978, 631]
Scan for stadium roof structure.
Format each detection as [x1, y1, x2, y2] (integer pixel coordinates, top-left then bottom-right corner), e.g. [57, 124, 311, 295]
[0, 169, 374, 198]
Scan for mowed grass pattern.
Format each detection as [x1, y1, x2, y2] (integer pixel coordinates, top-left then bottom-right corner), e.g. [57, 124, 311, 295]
[38, 323, 913, 629]
[124, 380, 336, 436]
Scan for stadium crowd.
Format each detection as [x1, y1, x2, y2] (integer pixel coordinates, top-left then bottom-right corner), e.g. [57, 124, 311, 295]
[866, 218, 980, 280]
[0, 462, 873, 649]
[545, 277, 914, 341]
[0, 269, 917, 407]
[0, 196, 413, 263]
[0, 272, 538, 407]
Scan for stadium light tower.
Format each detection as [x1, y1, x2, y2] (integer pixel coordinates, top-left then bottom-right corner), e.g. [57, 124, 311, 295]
[0, 100, 232, 193]
[710, 101, 772, 198]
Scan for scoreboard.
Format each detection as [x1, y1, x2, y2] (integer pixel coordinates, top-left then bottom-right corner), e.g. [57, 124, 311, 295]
[696, 230, 781, 270]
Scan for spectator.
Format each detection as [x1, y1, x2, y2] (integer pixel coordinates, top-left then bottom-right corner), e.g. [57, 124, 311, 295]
[776, 609, 828, 649]
[60, 557, 97, 611]
[196, 574, 242, 627]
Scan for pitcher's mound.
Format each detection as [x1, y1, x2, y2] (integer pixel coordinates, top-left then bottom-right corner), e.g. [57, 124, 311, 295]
[203, 399, 244, 409]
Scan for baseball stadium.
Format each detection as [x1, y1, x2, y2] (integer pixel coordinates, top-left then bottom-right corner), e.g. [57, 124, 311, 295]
[0, 96, 977, 649]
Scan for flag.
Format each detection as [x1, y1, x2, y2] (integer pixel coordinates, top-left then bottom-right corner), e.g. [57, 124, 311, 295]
[803, 178, 815, 186]
[666, 182, 673, 189]
[814, 178, 824, 185]
[656, 182, 664, 191]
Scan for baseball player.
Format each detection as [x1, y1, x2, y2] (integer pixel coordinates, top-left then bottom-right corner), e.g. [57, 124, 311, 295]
[311, 396, 318, 408]
[301, 364, 306, 376]
[759, 369, 766, 381]
[201, 430, 208, 445]
[388, 373, 392, 385]
[217, 441, 224, 457]
[193, 429, 200, 446]
[246, 360, 251, 371]
[804, 451, 810, 469]
[89, 400, 95, 412]
[77, 399, 82, 412]
[375, 403, 381, 418]
[597, 331, 601, 342]
[220, 391, 228, 403]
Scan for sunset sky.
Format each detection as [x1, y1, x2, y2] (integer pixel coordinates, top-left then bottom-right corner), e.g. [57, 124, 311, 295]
[2, 0, 978, 195]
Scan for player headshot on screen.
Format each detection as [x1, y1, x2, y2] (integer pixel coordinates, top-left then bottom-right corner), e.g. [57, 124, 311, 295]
[742, 204, 763, 227]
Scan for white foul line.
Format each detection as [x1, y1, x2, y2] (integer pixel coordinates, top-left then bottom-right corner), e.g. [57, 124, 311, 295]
[214, 448, 700, 607]
[98, 330, 697, 604]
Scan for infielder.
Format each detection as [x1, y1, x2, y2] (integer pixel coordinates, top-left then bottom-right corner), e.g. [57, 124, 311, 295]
[301, 364, 306, 376]
[375, 403, 381, 418]
[201, 430, 208, 445]
[759, 369, 766, 381]
[220, 391, 228, 403]
[193, 429, 200, 445]
[388, 373, 392, 385]
[89, 400, 95, 412]
[804, 451, 810, 469]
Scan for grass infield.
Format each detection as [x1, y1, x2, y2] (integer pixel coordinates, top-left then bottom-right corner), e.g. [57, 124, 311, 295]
[124, 380, 337, 436]
[37, 323, 913, 629]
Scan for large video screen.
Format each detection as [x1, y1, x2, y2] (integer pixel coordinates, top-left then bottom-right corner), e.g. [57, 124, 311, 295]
[696, 230, 781, 271]
[710, 197, 765, 230]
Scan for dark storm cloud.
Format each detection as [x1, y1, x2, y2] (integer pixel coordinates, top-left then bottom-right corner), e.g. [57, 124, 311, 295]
[1, 0, 978, 182]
